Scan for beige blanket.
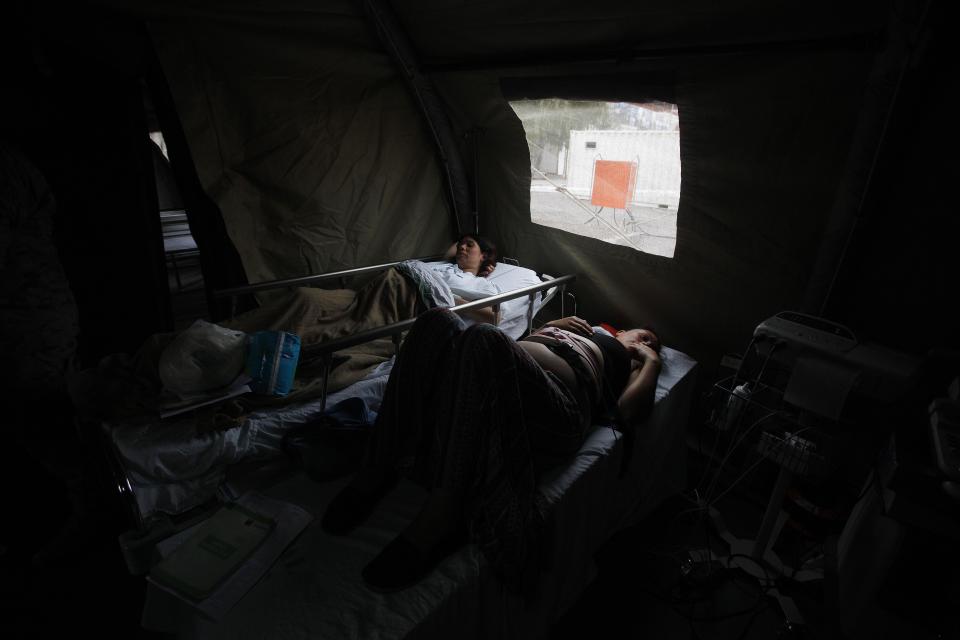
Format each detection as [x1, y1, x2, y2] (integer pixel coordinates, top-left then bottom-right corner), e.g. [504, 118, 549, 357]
[222, 267, 422, 407]
[70, 268, 423, 420]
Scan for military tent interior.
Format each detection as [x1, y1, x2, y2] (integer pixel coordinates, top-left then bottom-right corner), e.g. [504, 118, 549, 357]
[2, 0, 957, 638]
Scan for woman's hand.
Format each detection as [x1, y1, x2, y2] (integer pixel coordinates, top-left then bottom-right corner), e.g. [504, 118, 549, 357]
[453, 295, 499, 325]
[626, 342, 661, 369]
[617, 343, 662, 424]
[479, 263, 496, 277]
[545, 316, 593, 336]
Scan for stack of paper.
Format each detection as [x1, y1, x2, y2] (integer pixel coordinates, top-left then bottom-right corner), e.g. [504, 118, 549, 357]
[147, 493, 313, 620]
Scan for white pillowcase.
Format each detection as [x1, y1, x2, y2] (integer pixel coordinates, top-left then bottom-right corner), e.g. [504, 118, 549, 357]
[486, 262, 543, 291]
[486, 263, 546, 339]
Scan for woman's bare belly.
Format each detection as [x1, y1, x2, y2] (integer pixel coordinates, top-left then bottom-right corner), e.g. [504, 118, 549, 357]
[517, 341, 580, 394]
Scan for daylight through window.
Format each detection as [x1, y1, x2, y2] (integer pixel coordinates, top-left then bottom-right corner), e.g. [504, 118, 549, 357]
[510, 100, 681, 258]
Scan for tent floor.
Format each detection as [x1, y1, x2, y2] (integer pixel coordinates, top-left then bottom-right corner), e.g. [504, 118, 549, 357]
[548, 451, 949, 640]
[0, 444, 945, 639]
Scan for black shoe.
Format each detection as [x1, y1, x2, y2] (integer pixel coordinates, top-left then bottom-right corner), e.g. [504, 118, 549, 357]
[361, 529, 466, 594]
[321, 471, 398, 535]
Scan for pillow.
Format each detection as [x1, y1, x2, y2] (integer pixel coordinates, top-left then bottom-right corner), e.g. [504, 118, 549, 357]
[486, 262, 543, 292]
[486, 263, 547, 339]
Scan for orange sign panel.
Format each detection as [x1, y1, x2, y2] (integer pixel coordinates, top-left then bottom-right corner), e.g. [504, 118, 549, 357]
[591, 160, 637, 209]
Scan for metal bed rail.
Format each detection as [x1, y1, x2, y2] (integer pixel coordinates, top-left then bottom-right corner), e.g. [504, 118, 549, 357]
[214, 254, 446, 316]
[106, 271, 575, 540]
[300, 273, 576, 411]
[536, 273, 561, 328]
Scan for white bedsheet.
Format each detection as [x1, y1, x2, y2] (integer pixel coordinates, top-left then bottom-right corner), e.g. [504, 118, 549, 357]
[111, 265, 552, 521]
[486, 263, 547, 340]
[112, 359, 395, 521]
[416, 260, 549, 340]
[141, 346, 698, 639]
[423, 260, 502, 300]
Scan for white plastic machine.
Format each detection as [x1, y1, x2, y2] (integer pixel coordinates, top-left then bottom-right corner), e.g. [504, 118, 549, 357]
[754, 310, 858, 352]
[747, 312, 920, 552]
[709, 312, 922, 628]
[753, 311, 919, 419]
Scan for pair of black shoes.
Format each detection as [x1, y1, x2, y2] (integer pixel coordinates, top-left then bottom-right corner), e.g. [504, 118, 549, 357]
[320, 470, 398, 535]
[321, 471, 467, 593]
[361, 526, 467, 593]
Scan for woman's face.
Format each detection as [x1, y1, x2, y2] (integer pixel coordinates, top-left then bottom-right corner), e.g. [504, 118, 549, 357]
[456, 237, 485, 274]
[616, 328, 660, 354]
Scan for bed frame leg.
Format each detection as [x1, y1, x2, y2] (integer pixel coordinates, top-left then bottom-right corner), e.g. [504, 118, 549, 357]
[527, 293, 536, 334]
[392, 333, 402, 356]
[564, 290, 576, 318]
[320, 354, 332, 412]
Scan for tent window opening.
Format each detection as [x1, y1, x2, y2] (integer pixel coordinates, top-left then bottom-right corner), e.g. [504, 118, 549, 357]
[510, 99, 681, 258]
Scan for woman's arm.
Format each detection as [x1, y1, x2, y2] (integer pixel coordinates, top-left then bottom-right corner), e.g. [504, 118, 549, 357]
[541, 316, 593, 336]
[443, 242, 457, 260]
[617, 343, 662, 424]
[453, 295, 500, 325]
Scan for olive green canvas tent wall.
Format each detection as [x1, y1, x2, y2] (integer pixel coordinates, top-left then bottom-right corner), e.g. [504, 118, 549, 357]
[4, 0, 953, 380]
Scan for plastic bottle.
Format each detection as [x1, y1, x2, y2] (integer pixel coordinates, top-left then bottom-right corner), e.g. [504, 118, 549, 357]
[722, 382, 752, 431]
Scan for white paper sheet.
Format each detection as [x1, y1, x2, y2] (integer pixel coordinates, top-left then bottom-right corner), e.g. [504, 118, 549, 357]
[146, 492, 313, 621]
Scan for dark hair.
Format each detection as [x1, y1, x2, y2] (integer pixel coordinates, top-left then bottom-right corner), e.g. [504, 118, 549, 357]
[619, 325, 662, 353]
[454, 233, 498, 275]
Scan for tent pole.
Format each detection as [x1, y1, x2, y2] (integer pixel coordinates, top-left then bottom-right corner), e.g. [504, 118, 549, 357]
[363, 0, 471, 234]
[471, 127, 483, 234]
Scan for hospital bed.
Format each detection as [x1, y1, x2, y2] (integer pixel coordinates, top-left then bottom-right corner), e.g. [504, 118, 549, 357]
[137, 339, 697, 639]
[95, 256, 696, 639]
[100, 257, 572, 546]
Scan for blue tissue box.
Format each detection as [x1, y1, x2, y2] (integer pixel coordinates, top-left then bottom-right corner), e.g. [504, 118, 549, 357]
[245, 331, 301, 396]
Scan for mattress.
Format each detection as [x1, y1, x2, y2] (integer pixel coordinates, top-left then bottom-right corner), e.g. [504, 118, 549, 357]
[140, 346, 697, 639]
[110, 267, 552, 522]
[111, 359, 395, 521]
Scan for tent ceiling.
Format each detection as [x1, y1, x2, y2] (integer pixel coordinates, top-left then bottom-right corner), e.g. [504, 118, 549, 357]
[392, 1, 886, 68]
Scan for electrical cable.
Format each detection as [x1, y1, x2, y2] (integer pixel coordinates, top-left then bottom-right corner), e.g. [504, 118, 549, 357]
[850, 468, 877, 505]
[694, 340, 758, 496]
[725, 553, 775, 587]
[789, 538, 825, 581]
[677, 599, 769, 623]
[627, 543, 787, 637]
[753, 341, 778, 386]
[669, 557, 787, 640]
[735, 601, 770, 640]
[729, 336, 757, 392]
[701, 454, 767, 513]
[683, 339, 805, 636]
[695, 424, 726, 495]
[707, 427, 815, 510]
[699, 411, 780, 509]
[701, 411, 777, 496]
[699, 340, 781, 503]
